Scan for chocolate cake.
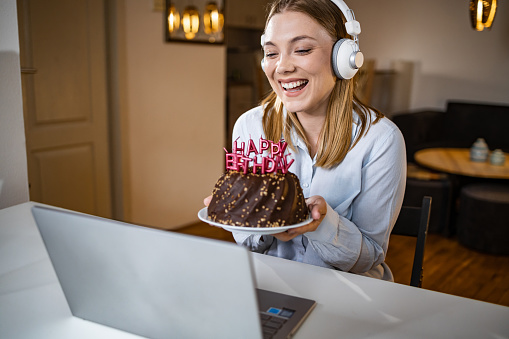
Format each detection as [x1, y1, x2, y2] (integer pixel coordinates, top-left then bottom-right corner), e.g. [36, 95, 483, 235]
[207, 169, 309, 228]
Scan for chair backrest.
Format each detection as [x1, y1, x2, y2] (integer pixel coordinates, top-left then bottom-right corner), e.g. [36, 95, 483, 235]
[391, 196, 432, 288]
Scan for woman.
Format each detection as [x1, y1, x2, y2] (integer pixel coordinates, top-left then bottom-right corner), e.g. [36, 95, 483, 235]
[207, 0, 406, 280]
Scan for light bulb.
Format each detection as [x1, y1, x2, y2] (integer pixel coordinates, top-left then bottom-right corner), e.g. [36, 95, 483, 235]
[167, 4, 180, 34]
[182, 6, 200, 40]
[203, 2, 224, 35]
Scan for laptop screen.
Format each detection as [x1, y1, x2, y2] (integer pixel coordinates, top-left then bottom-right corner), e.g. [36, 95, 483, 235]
[32, 206, 263, 339]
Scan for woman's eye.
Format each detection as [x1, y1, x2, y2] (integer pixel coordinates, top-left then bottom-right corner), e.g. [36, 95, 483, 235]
[265, 52, 278, 58]
[296, 49, 311, 54]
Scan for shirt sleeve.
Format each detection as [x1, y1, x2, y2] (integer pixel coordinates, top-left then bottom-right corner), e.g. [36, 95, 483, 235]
[304, 126, 407, 273]
[232, 232, 275, 253]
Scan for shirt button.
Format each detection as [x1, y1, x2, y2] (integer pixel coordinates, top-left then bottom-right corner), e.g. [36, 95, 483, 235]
[303, 183, 309, 188]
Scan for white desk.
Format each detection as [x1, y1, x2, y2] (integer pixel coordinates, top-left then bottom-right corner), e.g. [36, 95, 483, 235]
[1, 202, 509, 338]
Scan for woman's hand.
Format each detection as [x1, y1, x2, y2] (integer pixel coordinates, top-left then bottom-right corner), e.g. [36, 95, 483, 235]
[203, 195, 212, 207]
[273, 195, 327, 242]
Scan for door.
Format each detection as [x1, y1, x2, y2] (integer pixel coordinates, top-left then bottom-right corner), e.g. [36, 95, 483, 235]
[18, 0, 112, 217]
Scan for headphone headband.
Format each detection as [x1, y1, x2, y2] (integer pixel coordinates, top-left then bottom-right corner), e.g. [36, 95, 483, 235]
[329, 0, 361, 45]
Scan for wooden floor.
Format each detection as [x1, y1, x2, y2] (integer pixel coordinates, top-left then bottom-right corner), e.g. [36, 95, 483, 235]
[386, 234, 509, 307]
[175, 222, 509, 307]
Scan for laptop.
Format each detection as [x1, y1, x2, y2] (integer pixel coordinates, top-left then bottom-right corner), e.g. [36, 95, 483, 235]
[32, 206, 316, 339]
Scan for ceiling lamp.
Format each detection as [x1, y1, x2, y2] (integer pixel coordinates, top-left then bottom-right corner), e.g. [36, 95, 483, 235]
[203, 2, 224, 35]
[182, 6, 200, 40]
[470, 0, 497, 31]
[167, 4, 180, 34]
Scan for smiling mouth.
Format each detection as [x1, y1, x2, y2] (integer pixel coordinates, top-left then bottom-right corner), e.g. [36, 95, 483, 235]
[281, 80, 309, 92]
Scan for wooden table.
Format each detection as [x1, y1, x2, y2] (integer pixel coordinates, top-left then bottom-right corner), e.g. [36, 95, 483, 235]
[415, 148, 509, 179]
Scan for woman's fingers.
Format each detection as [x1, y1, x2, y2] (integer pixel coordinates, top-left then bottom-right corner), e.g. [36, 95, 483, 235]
[203, 195, 212, 206]
[305, 196, 327, 222]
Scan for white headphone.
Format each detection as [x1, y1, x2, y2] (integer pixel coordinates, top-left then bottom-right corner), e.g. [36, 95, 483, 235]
[261, 0, 363, 80]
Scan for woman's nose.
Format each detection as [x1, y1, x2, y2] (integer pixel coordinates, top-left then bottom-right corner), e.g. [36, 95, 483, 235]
[276, 55, 295, 74]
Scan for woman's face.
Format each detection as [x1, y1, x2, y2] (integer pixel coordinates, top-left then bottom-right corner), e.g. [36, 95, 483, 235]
[263, 10, 336, 117]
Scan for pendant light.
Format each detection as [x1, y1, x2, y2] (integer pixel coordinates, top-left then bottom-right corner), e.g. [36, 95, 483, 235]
[167, 4, 180, 34]
[470, 0, 497, 31]
[182, 6, 200, 40]
[203, 2, 224, 35]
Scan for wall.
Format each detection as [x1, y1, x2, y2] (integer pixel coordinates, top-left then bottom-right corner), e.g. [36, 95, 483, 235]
[353, 0, 509, 111]
[119, 0, 226, 229]
[0, 0, 29, 209]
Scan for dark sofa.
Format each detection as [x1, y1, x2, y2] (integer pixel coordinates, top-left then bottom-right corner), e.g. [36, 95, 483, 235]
[392, 101, 509, 163]
[391, 101, 509, 235]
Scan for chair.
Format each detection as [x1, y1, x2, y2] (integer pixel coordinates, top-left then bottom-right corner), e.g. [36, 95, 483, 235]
[391, 196, 432, 288]
[404, 164, 453, 235]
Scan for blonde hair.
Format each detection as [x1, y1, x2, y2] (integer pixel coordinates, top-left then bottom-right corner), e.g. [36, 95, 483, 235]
[261, 0, 383, 168]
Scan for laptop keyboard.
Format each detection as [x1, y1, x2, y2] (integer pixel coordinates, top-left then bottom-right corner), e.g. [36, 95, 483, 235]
[260, 312, 287, 339]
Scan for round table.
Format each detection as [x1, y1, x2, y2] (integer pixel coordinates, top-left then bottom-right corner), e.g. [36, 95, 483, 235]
[415, 148, 509, 179]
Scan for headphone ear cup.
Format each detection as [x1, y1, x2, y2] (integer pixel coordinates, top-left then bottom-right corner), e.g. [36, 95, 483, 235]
[332, 38, 362, 80]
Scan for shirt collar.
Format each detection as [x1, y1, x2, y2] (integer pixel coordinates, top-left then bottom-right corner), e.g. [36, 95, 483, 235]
[351, 109, 361, 144]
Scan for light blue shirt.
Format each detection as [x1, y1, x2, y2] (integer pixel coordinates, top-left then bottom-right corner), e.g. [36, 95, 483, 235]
[231, 106, 406, 280]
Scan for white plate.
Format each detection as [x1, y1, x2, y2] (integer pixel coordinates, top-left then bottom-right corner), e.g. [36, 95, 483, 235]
[197, 207, 313, 235]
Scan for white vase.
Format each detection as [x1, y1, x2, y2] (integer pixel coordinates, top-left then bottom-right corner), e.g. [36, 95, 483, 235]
[490, 149, 506, 166]
[470, 138, 489, 162]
